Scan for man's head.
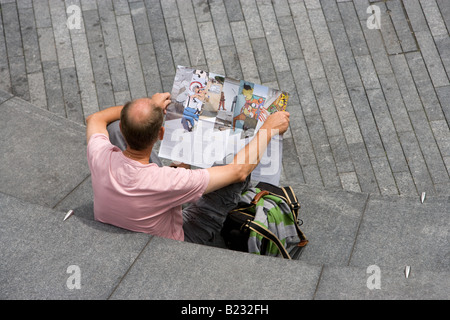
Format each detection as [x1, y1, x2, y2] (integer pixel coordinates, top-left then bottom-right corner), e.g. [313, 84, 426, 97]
[120, 97, 165, 151]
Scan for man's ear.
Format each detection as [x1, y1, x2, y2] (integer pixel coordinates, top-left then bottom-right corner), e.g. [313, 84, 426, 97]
[159, 126, 165, 140]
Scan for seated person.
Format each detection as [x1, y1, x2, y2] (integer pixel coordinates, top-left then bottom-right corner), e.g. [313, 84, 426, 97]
[86, 92, 290, 245]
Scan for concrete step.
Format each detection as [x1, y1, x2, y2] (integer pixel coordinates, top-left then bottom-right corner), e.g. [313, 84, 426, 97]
[109, 235, 449, 300]
[0, 89, 86, 135]
[0, 191, 150, 299]
[0, 90, 89, 208]
[1, 192, 448, 300]
[313, 264, 449, 300]
[286, 182, 449, 273]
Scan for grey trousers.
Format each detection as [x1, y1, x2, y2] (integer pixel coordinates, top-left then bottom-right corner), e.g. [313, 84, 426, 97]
[107, 120, 250, 247]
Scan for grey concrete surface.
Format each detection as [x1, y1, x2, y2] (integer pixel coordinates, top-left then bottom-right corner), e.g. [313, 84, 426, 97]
[314, 265, 449, 300]
[349, 193, 450, 272]
[0, 192, 151, 299]
[109, 236, 322, 300]
[0, 94, 89, 208]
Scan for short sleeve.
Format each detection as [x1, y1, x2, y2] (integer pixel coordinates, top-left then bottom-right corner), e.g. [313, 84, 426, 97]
[87, 133, 115, 170]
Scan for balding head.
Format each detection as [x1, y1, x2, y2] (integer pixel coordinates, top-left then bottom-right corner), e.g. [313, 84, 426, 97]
[120, 98, 164, 151]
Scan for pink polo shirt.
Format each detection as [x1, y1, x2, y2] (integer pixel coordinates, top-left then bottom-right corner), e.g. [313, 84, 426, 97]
[87, 133, 210, 241]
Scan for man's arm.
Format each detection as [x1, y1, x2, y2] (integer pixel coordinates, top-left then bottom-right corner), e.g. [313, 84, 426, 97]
[204, 111, 290, 194]
[85, 106, 123, 144]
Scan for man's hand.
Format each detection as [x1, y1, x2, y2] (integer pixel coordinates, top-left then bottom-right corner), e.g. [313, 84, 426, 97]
[151, 92, 171, 114]
[261, 111, 290, 136]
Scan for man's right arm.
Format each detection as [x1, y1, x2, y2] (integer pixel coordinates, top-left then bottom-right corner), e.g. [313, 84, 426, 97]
[204, 111, 290, 194]
[86, 106, 124, 144]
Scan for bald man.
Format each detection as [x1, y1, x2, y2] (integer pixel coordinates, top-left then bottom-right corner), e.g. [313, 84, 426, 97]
[86, 92, 290, 245]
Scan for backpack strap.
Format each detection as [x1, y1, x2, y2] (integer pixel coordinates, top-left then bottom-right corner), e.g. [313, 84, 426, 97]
[244, 220, 291, 259]
[280, 186, 309, 247]
[281, 186, 300, 215]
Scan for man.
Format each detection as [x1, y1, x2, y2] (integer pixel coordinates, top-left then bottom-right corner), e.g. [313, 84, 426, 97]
[86, 92, 289, 244]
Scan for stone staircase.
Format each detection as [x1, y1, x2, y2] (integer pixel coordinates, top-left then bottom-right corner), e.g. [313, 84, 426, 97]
[1, 90, 448, 300]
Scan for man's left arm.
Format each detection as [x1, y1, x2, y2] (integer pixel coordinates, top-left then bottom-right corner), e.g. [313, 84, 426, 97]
[85, 106, 123, 144]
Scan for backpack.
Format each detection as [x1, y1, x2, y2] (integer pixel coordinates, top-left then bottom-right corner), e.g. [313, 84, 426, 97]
[220, 182, 308, 259]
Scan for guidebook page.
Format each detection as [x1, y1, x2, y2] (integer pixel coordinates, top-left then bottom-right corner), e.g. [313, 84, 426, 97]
[158, 66, 289, 185]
